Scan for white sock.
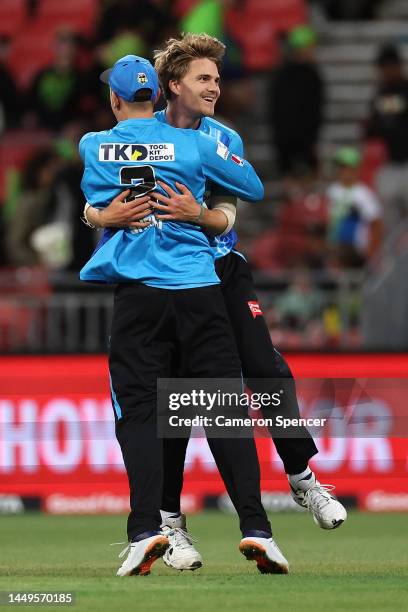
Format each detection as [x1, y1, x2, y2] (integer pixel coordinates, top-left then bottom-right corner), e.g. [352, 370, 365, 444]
[288, 467, 313, 487]
[160, 509, 181, 522]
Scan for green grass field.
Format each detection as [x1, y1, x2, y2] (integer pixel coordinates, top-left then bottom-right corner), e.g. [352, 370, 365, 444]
[0, 512, 407, 611]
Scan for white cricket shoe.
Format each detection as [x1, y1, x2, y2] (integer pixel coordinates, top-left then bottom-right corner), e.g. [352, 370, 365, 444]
[239, 536, 289, 574]
[161, 513, 203, 571]
[116, 534, 169, 576]
[289, 472, 347, 530]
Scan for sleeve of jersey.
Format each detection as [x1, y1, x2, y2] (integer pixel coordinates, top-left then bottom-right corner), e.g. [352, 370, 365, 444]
[78, 133, 101, 207]
[210, 131, 244, 198]
[78, 131, 95, 162]
[196, 132, 264, 202]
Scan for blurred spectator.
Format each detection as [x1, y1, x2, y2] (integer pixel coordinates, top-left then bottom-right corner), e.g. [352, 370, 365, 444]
[27, 30, 84, 130]
[327, 147, 383, 268]
[269, 25, 325, 176]
[275, 269, 324, 329]
[6, 148, 61, 266]
[6, 126, 95, 271]
[251, 170, 327, 272]
[366, 44, 408, 232]
[265, 267, 327, 348]
[97, 0, 177, 50]
[0, 36, 19, 132]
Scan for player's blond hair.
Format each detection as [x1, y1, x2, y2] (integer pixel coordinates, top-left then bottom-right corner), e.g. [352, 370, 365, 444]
[154, 33, 226, 100]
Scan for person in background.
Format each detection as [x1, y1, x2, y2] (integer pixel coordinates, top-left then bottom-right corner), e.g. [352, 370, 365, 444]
[275, 268, 324, 332]
[327, 147, 383, 268]
[269, 25, 325, 177]
[6, 148, 61, 266]
[366, 44, 408, 232]
[27, 30, 82, 130]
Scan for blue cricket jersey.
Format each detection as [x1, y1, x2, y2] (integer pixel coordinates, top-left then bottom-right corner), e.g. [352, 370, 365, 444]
[155, 110, 243, 259]
[79, 117, 263, 288]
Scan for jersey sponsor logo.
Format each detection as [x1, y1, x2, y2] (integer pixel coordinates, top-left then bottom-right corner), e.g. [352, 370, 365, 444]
[99, 143, 175, 162]
[231, 153, 244, 166]
[137, 72, 147, 84]
[217, 142, 229, 160]
[247, 301, 263, 318]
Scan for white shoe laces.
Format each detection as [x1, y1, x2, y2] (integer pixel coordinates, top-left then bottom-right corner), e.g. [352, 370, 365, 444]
[110, 541, 132, 559]
[304, 483, 336, 512]
[167, 528, 196, 550]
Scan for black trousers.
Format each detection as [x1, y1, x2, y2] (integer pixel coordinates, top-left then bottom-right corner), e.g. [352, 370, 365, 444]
[162, 253, 318, 513]
[109, 282, 271, 540]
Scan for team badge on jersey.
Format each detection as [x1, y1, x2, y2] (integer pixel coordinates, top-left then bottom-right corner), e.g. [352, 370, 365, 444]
[99, 143, 175, 162]
[231, 153, 244, 166]
[138, 72, 147, 84]
[247, 301, 263, 318]
[216, 142, 229, 160]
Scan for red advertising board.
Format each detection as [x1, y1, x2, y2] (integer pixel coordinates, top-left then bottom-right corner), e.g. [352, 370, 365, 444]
[0, 355, 407, 513]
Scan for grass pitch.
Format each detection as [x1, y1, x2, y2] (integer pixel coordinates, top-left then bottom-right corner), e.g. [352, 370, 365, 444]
[0, 511, 407, 611]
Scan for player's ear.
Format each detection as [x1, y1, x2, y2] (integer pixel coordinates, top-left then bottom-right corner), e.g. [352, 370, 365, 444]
[110, 89, 120, 111]
[154, 89, 162, 104]
[169, 79, 180, 97]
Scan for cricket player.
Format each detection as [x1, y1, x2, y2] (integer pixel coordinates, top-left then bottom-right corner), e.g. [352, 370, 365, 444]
[85, 35, 347, 572]
[79, 54, 289, 576]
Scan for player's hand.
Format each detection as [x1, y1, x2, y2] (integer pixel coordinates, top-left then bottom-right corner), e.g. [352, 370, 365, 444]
[98, 190, 154, 229]
[150, 181, 202, 223]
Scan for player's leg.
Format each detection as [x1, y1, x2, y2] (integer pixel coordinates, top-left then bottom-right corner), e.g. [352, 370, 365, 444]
[161, 437, 190, 514]
[175, 284, 288, 573]
[159, 344, 203, 571]
[217, 252, 346, 529]
[109, 282, 173, 574]
[217, 252, 317, 472]
[160, 436, 204, 570]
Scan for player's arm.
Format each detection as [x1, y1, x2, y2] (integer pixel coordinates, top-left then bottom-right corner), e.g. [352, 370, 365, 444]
[84, 182, 235, 235]
[150, 131, 242, 233]
[149, 182, 235, 235]
[83, 191, 154, 230]
[196, 132, 264, 202]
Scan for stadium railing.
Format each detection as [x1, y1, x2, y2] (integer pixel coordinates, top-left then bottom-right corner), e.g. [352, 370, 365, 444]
[0, 268, 365, 353]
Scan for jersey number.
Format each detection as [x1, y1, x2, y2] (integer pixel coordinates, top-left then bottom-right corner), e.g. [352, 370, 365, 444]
[120, 165, 157, 199]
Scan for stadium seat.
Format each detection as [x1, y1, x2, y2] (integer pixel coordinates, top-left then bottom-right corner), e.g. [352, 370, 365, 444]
[174, 0, 198, 18]
[225, 13, 278, 70]
[226, 0, 305, 70]
[38, 0, 97, 17]
[37, 0, 98, 35]
[9, 26, 54, 89]
[246, 0, 306, 30]
[279, 194, 328, 231]
[250, 229, 310, 271]
[0, 0, 26, 37]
